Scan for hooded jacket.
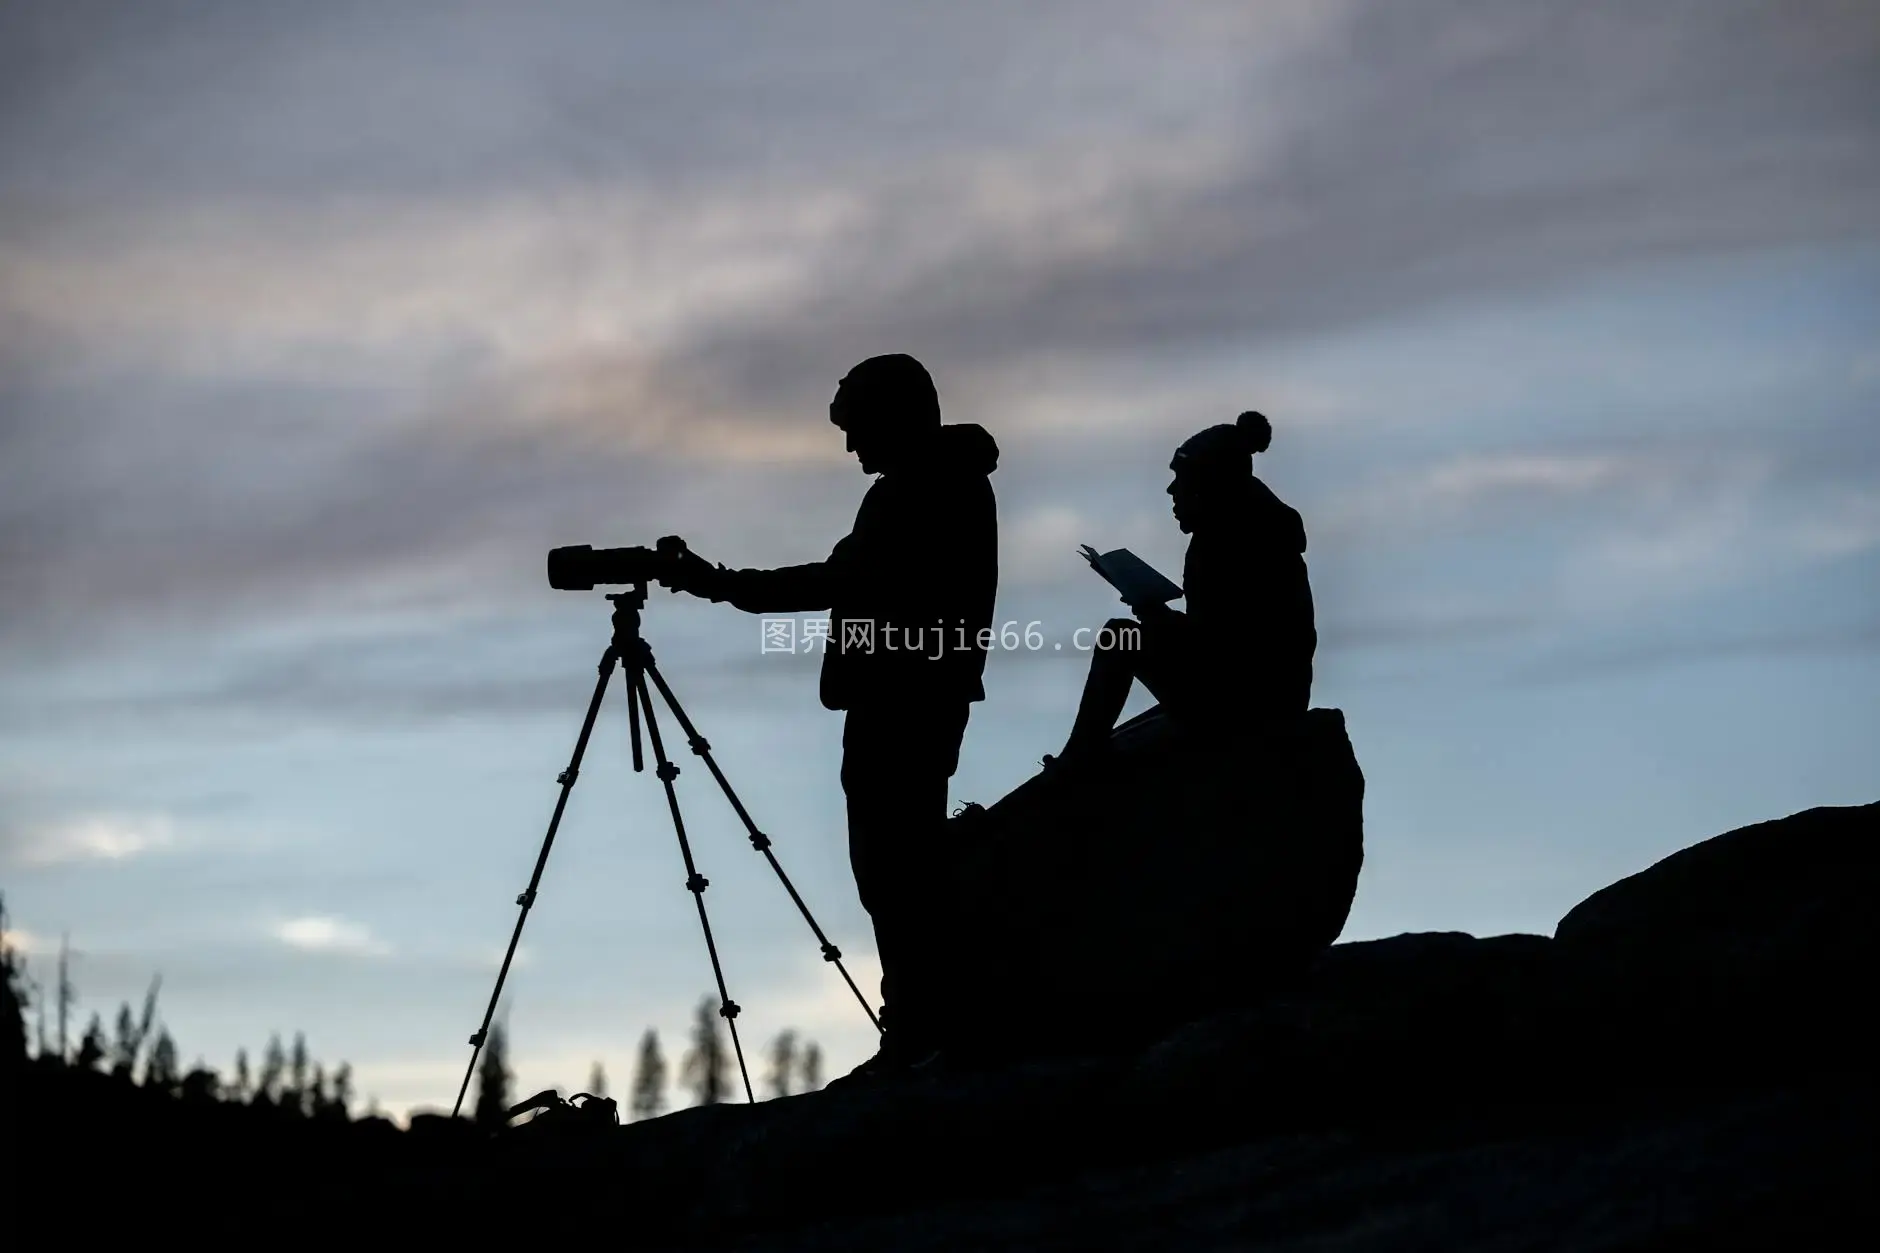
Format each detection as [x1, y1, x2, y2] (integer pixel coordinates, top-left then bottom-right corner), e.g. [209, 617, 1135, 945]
[708, 423, 1000, 711]
[1176, 475, 1315, 717]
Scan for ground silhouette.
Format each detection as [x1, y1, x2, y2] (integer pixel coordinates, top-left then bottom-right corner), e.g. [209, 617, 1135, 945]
[14, 800, 1871, 1247]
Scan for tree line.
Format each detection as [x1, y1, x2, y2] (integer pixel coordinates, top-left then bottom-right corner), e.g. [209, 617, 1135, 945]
[3, 903, 825, 1132]
[612, 996, 826, 1120]
[474, 995, 825, 1124]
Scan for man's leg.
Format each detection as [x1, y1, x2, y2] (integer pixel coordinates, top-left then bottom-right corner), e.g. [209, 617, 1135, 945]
[847, 771, 949, 1046]
[840, 702, 969, 1063]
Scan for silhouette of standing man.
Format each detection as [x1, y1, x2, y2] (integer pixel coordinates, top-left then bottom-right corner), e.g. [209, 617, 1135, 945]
[658, 355, 999, 1080]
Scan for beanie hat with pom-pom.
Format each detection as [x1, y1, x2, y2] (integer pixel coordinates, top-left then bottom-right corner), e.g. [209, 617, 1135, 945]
[1174, 410, 1272, 475]
[1236, 410, 1271, 454]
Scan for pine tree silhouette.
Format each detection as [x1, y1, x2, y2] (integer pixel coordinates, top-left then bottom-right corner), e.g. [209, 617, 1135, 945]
[257, 1033, 286, 1106]
[587, 1059, 608, 1100]
[230, 1047, 252, 1101]
[144, 1027, 180, 1094]
[0, 896, 25, 1123]
[331, 1061, 354, 1120]
[473, 1021, 513, 1128]
[29, 962, 48, 1059]
[134, 980, 159, 1065]
[287, 1031, 309, 1116]
[800, 1041, 824, 1092]
[765, 1030, 798, 1099]
[680, 997, 731, 1106]
[75, 1013, 106, 1070]
[629, 1028, 666, 1121]
[106, 977, 161, 1080]
[110, 1005, 134, 1078]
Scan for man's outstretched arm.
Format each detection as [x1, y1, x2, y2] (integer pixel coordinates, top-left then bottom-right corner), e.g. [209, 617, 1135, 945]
[658, 533, 855, 613]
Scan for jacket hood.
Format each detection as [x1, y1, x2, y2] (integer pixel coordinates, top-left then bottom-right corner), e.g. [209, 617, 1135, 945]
[1248, 476, 1307, 554]
[932, 422, 1000, 477]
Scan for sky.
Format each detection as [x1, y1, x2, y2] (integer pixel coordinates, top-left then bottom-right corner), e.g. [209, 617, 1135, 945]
[2, 0, 1876, 1118]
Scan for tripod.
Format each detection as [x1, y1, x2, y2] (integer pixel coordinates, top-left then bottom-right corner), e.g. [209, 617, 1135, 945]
[451, 584, 879, 1117]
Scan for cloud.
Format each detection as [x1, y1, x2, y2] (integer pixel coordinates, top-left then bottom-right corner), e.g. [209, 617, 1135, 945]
[0, 372, 714, 655]
[1854, 350, 1880, 388]
[1004, 506, 1090, 586]
[5, 813, 178, 868]
[1791, 489, 1880, 559]
[0, 139, 1242, 381]
[1416, 455, 1640, 505]
[1514, 620, 1880, 684]
[338, 1054, 476, 1123]
[0, 2, 1318, 202]
[1321, 609, 1539, 651]
[1552, 463, 1880, 612]
[0, 925, 51, 956]
[0, 0, 1873, 722]
[273, 915, 391, 958]
[747, 948, 885, 1045]
[1, 0, 1874, 664]
[1309, 439, 1879, 628]
[1322, 451, 1663, 539]
[643, 0, 1880, 413]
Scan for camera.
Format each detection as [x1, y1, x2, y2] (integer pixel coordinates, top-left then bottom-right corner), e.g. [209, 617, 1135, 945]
[503, 1088, 619, 1136]
[547, 537, 687, 591]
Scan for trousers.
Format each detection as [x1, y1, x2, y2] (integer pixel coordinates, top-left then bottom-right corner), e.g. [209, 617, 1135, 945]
[839, 699, 973, 1045]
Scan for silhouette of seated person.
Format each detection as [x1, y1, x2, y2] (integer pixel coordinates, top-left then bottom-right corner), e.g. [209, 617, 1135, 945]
[656, 354, 999, 1080]
[1056, 410, 1314, 763]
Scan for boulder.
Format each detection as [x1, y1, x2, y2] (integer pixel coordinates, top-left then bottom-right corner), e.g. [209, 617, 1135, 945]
[1553, 801, 1878, 1069]
[1118, 930, 1568, 1147]
[942, 707, 1364, 1057]
[1555, 801, 1875, 948]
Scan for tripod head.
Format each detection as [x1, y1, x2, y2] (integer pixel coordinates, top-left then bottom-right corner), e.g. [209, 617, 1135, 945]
[603, 585, 652, 773]
[606, 584, 650, 650]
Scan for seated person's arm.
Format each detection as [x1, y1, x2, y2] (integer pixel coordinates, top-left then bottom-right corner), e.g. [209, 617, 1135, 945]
[1134, 598, 1189, 654]
[1134, 598, 1183, 627]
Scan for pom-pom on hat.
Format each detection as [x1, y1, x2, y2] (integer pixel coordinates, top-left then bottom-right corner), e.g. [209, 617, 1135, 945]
[1173, 410, 1272, 475]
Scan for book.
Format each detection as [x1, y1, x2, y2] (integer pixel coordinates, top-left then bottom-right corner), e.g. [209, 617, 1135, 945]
[1078, 545, 1183, 608]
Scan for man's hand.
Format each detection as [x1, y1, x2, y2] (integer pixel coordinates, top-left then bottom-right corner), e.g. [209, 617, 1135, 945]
[656, 536, 728, 599]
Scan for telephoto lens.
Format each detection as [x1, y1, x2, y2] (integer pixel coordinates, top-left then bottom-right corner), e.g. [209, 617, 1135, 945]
[545, 544, 654, 590]
[547, 544, 600, 590]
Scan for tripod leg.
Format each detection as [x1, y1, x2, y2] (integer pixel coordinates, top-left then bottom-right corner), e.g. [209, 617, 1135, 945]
[453, 646, 618, 1119]
[641, 658, 883, 1032]
[627, 652, 644, 773]
[627, 664, 755, 1104]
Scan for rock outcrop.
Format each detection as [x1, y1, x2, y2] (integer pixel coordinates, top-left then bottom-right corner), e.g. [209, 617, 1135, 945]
[460, 799, 1874, 1249]
[944, 706, 1365, 1057]
[1554, 799, 1875, 1070]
